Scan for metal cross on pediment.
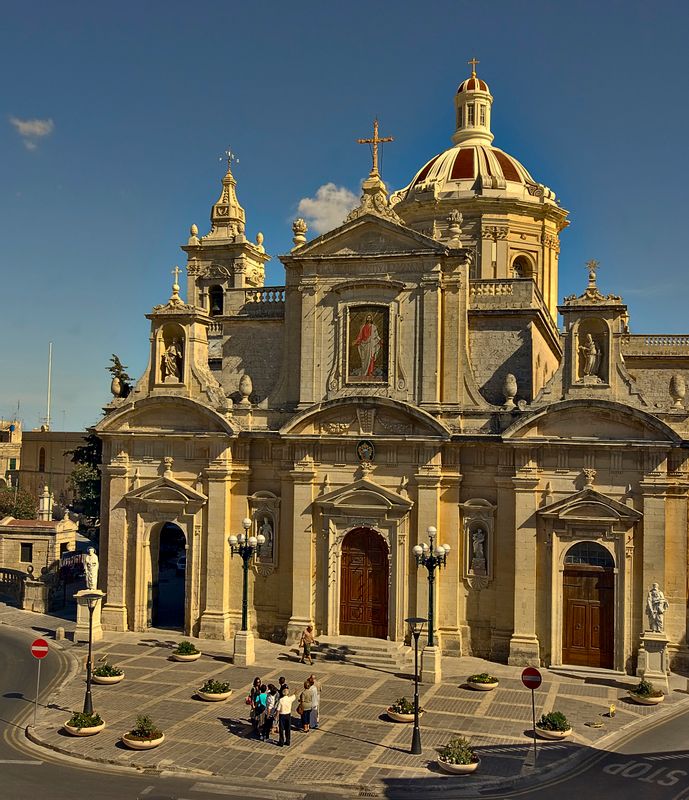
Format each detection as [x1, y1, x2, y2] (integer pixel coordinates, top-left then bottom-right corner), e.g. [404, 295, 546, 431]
[357, 118, 394, 177]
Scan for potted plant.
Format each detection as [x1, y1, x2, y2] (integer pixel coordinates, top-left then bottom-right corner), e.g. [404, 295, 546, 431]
[171, 641, 201, 662]
[387, 696, 424, 723]
[92, 661, 125, 685]
[63, 711, 105, 737]
[536, 711, 573, 740]
[437, 736, 480, 774]
[197, 678, 233, 702]
[628, 678, 665, 705]
[467, 672, 499, 691]
[121, 714, 165, 750]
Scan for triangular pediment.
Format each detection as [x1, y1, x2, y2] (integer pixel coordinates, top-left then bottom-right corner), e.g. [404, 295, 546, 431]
[315, 477, 413, 513]
[288, 215, 448, 258]
[123, 475, 207, 508]
[539, 487, 642, 524]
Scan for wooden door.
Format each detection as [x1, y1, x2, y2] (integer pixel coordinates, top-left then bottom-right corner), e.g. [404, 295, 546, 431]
[340, 528, 388, 639]
[563, 566, 614, 668]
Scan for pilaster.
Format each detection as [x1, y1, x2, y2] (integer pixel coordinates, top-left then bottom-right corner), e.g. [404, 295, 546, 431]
[101, 462, 129, 631]
[419, 272, 441, 409]
[286, 460, 317, 644]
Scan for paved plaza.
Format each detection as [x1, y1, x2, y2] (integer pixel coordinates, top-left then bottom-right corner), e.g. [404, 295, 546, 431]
[2, 601, 683, 796]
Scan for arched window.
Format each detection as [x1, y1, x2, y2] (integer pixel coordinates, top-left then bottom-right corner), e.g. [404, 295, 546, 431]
[512, 255, 534, 278]
[38, 447, 46, 473]
[564, 541, 614, 568]
[209, 285, 224, 316]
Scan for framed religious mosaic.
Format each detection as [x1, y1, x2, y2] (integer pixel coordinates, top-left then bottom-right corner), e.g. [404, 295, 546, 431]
[346, 305, 389, 384]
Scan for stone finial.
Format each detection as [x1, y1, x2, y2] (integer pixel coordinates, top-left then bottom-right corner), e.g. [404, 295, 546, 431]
[292, 218, 308, 249]
[188, 223, 200, 245]
[239, 373, 253, 405]
[502, 373, 517, 410]
[583, 467, 596, 487]
[447, 209, 463, 245]
[38, 485, 53, 521]
[669, 374, 686, 408]
[255, 231, 265, 253]
[163, 456, 173, 477]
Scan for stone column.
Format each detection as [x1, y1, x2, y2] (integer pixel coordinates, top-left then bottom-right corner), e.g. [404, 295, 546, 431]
[491, 476, 515, 661]
[101, 462, 129, 631]
[297, 282, 318, 408]
[285, 457, 317, 645]
[508, 475, 541, 666]
[419, 272, 441, 410]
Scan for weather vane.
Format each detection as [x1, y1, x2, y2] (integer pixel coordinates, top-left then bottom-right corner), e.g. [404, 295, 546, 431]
[220, 148, 240, 169]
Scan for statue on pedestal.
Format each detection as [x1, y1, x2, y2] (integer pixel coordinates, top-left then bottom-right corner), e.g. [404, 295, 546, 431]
[646, 582, 669, 633]
[83, 546, 99, 590]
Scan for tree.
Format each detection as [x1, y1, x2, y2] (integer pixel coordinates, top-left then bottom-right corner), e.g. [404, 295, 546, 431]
[0, 486, 38, 519]
[107, 354, 132, 398]
[66, 432, 102, 525]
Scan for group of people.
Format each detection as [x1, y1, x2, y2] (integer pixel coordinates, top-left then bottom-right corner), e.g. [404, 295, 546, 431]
[247, 673, 320, 747]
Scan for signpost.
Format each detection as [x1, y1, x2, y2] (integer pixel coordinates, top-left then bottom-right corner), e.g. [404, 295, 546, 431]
[521, 666, 542, 763]
[31, 638, 49, 728]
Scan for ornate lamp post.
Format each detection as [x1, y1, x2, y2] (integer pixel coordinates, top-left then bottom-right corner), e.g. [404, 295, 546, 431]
[81, 590, 106, 715]
[405, 616, 427, 755]
[228, 518, 266, 633]
[413, 525, 450, 683]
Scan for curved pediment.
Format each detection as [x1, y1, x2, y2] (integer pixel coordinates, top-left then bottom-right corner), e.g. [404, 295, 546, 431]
[96, 396, 236, 436]
[280, 397, 450, 438]
[504, 400, 680, 444]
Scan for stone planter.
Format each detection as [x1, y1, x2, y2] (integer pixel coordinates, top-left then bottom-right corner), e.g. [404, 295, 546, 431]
[171, 651, 201, 662]
[121, 732, 165, 750]
[93, 673, 125, 685]
[629, 692, 664, 706]
[437, 757, 480, 774]
[467, 680, 498, 692]
[63, 721, 105, 737]
[197, 689, 233, 702]
[536, 727, 573, 740]
[387, 707, 424, 723]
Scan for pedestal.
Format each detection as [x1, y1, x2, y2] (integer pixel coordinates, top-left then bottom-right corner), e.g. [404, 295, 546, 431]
[74, 590, 106, 643]
[637, 631, 670, 690]
[508, 634, 541, 667]
[421, 645, 442, 684]
[233, 630, 255, 667]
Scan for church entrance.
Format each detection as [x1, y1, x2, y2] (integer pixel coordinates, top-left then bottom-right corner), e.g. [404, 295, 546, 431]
[149, 522, 186, 630]
[339, 527, 388, 639]
[562, 542, 614, 668]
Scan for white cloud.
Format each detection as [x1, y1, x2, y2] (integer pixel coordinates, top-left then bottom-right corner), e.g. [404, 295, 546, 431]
[297, 183, 358, 235]
[9, 116, 54, 149]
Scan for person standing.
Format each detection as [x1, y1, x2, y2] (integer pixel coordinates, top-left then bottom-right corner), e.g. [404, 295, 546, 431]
[307, 674, 320, 730]
[277, 685, 296, 747]
[299, 680, 313, 732]
[254, 684, 268, 741]
[248, 677, 262, 738]
[264, 683, 278, 742]
[300, 625, 316, 665]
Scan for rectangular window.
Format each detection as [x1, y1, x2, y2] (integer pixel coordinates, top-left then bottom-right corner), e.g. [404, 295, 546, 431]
[20, 543, 33, 563]
[480, 105, 486, 126]
[457, 107, 463, 128]
[467, 104, 475, 126]
[9, 458, 17, 470]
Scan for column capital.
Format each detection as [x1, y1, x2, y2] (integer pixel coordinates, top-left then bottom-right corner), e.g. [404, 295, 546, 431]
[512, 476, 540, 491]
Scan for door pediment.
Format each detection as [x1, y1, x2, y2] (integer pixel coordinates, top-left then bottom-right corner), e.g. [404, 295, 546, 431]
[315, 477, 413, 518]
[539, 487, 642, 525]
[122, 476, 207, 513]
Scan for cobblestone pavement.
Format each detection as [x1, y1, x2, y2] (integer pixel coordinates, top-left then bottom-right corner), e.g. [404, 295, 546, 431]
[8, 609, 682, 795]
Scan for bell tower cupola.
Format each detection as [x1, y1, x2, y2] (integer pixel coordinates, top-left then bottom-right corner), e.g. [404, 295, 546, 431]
[452, 57, 494, 146]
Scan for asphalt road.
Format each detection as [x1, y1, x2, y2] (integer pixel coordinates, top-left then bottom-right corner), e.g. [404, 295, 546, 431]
[2, 622, 689, 800]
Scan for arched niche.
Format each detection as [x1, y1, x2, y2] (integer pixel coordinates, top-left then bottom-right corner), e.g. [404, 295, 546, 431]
[512, 253, 535, 279]
[574, 317, 610, 385]
[157, 322, 186, 385]
[38, 447, 46, 472]
[209, 285, 224, 316]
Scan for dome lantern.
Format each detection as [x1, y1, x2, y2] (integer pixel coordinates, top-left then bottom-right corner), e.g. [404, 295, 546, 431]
[452, 57, 494, 146]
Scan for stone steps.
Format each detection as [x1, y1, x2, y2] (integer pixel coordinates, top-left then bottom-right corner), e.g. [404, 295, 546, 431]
[312, 635, 413, 673]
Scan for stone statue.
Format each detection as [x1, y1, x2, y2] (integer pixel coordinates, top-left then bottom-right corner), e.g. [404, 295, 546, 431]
[83, 546, 99, 590]
[161, 338, 183, 383]
[470, 527, 487, 575]
[259, 516, 274, 560]
[579, 332, 601, 378]
[646, 582, 669, 633]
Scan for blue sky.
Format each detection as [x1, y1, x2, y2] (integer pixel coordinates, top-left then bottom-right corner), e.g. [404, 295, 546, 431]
[2, 1, 688, 431]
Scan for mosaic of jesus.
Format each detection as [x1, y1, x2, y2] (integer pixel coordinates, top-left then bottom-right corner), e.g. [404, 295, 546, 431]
[348, 307, 388, 382]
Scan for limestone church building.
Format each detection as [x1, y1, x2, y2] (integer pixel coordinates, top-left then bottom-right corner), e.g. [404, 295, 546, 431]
[96, 66, 689, 674]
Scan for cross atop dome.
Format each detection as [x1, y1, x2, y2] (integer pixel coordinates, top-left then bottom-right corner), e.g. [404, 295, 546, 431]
[453, 59, 494, 146]
[468, 56, 479, 77]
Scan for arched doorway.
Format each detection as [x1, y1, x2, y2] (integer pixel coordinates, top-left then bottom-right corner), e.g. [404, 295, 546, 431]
[149, 522, 186, 630]
[562, 542, 614, 668]
[339, 527, 388, 639]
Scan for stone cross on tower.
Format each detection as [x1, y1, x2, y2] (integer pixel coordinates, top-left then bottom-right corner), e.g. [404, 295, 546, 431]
[357, 118, 394, 177]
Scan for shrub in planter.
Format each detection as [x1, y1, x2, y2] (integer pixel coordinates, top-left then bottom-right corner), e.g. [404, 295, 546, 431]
[437, 736, 480, 774]
[387, 696, 423, 722]
[92, 662, 124, 684]
[121, 714, 165, 750]
[536, 711, 572, 739]
[172, 641, 201, 661]
[64, 711, 105, 736]
[629, 679, 664, 705]
[467, 673, 499, 690]
[197, 678, 233, 701]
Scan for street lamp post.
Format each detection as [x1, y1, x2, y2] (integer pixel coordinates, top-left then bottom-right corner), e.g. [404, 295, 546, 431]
[405, 616, 427, 755]
[413, 526, 450, 648]
[228, 518, 265, 632]
[81, 591, 105, 715]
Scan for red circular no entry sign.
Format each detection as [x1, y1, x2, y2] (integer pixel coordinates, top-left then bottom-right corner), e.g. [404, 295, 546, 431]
[521, 666, 542, 690]
[31, 638, 49, 659]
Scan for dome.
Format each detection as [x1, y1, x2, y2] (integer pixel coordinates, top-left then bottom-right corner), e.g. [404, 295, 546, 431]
[457, 76, 489, 93]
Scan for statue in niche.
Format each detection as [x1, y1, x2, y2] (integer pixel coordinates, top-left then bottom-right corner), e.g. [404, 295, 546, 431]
[470, 527, 487, 575]
[645, 582, 669, 633]
[578, 332, 602, 379]
[161, 338, 184, 383]
[83, 546, 99, 590]
[258, 516, 274, 560]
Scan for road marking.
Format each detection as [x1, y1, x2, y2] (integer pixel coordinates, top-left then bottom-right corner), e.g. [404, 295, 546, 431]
[0, 759, 44, 764]
[191, 782, 306, 800]
[139, 788, 154, 796]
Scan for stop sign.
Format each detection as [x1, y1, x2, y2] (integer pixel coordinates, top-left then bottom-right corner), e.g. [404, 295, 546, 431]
[521, 666, 542, 689]
[30, 638, 49, 659]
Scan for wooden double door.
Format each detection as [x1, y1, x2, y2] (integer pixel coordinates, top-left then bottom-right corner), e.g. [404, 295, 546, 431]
[562, 565, 614, 668]
[339, 528, 389, 639]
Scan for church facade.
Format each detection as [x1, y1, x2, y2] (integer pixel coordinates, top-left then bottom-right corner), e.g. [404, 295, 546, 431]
[96, 67, 689, 674]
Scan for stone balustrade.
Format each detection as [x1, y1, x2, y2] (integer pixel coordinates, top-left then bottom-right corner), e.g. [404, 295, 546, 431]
[244, 287, 286, 304]
[621, 335, 689, 357]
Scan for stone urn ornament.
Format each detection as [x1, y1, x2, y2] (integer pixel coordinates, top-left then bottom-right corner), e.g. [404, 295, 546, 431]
[503, 373, 518, 410]
[110, 376, 122, 397]
[670, 374, 686, 408]
[239, 374, 253, 406]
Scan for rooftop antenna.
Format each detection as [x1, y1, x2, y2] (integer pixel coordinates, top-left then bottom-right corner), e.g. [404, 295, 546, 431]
[45, 342, 53, 431]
